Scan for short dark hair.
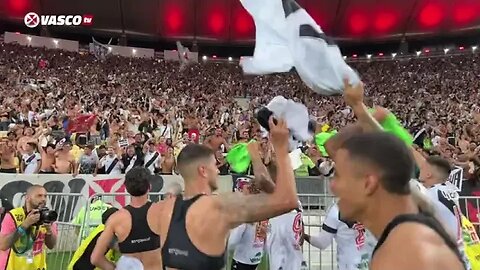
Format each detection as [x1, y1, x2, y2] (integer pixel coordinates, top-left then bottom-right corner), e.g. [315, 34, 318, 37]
[340, 132, 414, 195]
[177, 144, 214, 176]
[426, 156, 451, 179]
[125, 167, 151, 196]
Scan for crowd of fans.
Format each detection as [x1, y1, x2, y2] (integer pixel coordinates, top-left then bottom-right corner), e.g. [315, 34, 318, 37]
[0, 42, 478, 182]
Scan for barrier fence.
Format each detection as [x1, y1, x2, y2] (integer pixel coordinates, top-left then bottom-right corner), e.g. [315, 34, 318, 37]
[10, 191, 480, 269]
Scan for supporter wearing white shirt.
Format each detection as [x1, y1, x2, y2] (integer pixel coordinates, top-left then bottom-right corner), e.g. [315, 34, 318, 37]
[266, 203, 306, 270]
[143, 141, 161, 174]
[419, 156, 470, 269]
[228, 179, 268, 269]
[21, 142, 41, 174]
[98, 147, 123, 175]
[304, 202, 376, 270]
[158, 119, 173, 139]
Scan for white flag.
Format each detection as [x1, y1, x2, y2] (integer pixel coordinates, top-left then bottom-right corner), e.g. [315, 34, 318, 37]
[92, 37, 111, 61]
[239, 0, 360, 95]
[176, 41, 191, 71]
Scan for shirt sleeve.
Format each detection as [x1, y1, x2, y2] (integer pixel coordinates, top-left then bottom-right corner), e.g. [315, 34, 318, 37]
[228, 224, 246, 250]
[0, 214, 17, 236]
[308, 230, 335, 250]
[322, 203, 340, 234]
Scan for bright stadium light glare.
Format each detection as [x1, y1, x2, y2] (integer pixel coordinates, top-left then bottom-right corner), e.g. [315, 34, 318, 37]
[392, 53, 397, 58]
[228, 57, 233, 61]
[366, 54, 372, 59]
[473, 46, 478, 52]
[202, 55, 207, 60]
[27, 36, 32, 42]
[53, 39, 58, 45]
[132, 49, 136, 54]
[342, 56, 347, 60]
[444, 48, 450, 54]
[108, 47, 112, 51]
[416, 51, 421, 56]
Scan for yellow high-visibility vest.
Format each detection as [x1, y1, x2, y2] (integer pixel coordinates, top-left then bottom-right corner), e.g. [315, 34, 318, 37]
[462, 215, 480, 270]
[5, 207, 47, 270]
[68, 224, 120, 270]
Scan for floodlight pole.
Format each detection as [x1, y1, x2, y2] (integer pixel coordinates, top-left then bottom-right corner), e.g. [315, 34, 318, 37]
[118, 0, 127, 46]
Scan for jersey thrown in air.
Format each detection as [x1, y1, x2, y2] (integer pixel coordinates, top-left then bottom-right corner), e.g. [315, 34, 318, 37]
[427, 183, 470, 270]
[266, 210, 305, 270]
[322, 203, 376, 270]
[229, 221, 268, 265]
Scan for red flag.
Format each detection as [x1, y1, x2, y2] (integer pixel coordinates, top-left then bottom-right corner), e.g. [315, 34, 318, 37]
[67, 114, 97, 133]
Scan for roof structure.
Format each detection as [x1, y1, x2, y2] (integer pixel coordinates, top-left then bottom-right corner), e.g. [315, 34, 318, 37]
[1, 0, 479, 44]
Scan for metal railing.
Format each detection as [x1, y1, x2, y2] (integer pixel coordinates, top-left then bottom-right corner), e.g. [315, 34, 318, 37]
[16, 191, 480, 270]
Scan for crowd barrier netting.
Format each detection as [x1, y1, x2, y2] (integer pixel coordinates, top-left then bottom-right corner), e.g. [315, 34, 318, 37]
[5, 173, 480, 270]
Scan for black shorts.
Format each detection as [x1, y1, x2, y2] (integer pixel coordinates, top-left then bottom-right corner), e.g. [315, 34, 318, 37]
[0, 168, 16, 173]
[39, 170, 56, 174]
[231, 259, 258, 270]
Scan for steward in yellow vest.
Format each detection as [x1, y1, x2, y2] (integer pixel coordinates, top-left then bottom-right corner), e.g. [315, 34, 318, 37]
[462, 215, 480, 270]
[68, 207, 120, 270]
[0, 185, 58, 270]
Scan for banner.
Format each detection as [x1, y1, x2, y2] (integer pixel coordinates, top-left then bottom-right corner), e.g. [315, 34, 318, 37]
[0, 174, 181, 223]
[448, 166, 464, 191]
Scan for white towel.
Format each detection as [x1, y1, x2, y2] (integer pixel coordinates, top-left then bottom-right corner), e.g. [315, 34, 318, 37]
[115, 256, 144, 270]
[240, 0, 360, 95]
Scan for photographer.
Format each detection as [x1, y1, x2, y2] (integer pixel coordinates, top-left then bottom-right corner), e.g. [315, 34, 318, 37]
[0, 185, 58, 269]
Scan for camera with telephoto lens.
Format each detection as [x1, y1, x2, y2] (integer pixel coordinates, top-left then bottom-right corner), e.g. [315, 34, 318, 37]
[37, 207, 58, 225]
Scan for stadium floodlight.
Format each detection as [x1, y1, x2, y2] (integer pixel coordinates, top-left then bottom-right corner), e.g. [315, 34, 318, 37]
[132, 49, 136, 54]
[444, 48, 450, 54]
[392, 53, 397, 58]
[108, 47, 112, 52]
[27, 36, 32, 42]
[202, 55, 207, 60]
[473, 46, 478, 52]
[53, 39, 58, 45]
[416, 51, 421, 56]
[366, 54, 372, 59]
[228, 57, 233, 61]
[342, 56, 347, 60]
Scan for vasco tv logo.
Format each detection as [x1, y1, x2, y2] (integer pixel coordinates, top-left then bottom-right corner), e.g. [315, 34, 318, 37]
[24, 12, 94, 28]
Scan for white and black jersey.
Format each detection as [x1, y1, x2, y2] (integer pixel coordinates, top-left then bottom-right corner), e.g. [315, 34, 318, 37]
[313, 203, 375, 270]
[228, 221, 268, 266]
[266, 209, 306, 270]
[427, 183, 470, 269]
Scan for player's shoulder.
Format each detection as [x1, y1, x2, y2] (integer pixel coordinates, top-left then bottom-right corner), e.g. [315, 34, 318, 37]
[372, 222, 461, 269]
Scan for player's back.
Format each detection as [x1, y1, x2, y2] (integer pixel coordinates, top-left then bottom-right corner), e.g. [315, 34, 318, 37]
[371, 213, 465, 270]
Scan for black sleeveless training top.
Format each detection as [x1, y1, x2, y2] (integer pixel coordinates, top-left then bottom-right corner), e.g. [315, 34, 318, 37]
[372, 213, 466, 269]
[161, 194, 226, 270]
[118, 201, 161, 254]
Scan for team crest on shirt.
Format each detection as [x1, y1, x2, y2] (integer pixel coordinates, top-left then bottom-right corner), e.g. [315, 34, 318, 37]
[352, 223, 366, 250]
[254, 220, 269, 247]
[292, 212, 303, 250]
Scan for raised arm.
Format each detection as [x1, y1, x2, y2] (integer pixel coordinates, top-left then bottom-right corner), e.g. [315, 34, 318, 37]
[214, 117, 298, 228]
[247, 142, 275, 194]
[343, 79, 383, 132]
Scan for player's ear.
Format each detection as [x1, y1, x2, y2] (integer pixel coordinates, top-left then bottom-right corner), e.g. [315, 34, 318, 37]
[364, 174, 379, 197]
